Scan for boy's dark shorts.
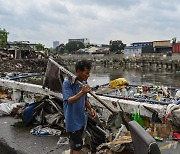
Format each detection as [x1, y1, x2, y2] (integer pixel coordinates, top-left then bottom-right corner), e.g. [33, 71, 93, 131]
[69, 128, 84, 151]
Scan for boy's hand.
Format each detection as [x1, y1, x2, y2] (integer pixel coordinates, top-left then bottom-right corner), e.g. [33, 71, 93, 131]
[81, 84, 91, 94]
[90, 108, 97, 119]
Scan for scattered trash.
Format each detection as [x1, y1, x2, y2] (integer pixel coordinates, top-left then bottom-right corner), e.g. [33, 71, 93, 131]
[94, 83, 179, 105]
[109, 78, 129, 89]
[96, 135, 132, 153]
[30, 125, 62, 136]
[165, 104, 180, 132]
[154, 136, 163, 142]
[150, 123, 172, 138]
[131, 112, 144, 127]
[143, 105, 162, 123]
[172, 132, 180, 140]
[175, 90, 180, 99]
[0, 102, 23, 115]
[62, 149, 70, 154]
[57, 137, 69, 147]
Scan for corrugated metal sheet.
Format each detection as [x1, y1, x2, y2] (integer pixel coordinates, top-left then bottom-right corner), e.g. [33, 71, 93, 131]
[172, 43, 180, 53]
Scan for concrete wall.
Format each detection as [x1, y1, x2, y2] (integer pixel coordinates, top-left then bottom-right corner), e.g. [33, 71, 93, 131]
[60, 53, 180, 61]
[172, 53, 180, 60]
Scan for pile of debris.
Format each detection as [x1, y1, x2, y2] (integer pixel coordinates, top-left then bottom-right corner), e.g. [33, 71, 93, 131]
[1, 92, 179, 153]
[0, 94, 134, 153]
[0, 59, 48, 73]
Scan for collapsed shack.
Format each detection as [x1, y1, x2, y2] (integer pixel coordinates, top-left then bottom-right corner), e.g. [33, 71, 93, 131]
[0, 48, 36, 61]
[0, 41, 49, 61]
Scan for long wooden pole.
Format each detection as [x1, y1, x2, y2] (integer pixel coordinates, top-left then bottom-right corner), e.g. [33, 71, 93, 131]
[49, 58, 116, 113]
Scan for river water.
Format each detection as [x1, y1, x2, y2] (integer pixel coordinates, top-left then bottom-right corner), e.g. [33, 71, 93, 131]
[68, 65, 180, 88]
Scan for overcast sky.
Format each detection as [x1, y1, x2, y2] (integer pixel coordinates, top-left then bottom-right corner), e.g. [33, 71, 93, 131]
[0, 0, 180, 47]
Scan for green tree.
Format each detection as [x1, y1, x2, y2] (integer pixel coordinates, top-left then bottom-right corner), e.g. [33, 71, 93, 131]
[109, 40, 126, 54]
[0, 29, 9, 48]
[56, 43, 65, 54]
[85, 43, 98, 48]
[19, 42, 31, 50]
[65, 41, 85, 53]
[44, 48, 50, 55]
[35, 43, 45, 51]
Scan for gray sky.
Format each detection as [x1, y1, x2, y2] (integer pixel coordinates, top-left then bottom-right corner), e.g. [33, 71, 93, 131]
[0, 0, 180, 47]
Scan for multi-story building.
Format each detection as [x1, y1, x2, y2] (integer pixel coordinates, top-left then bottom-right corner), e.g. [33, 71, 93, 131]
[153, 40, 172, 53]
[124, 46, 142, 55]
[53, 41, 60, 48]
[68, 38, 90, 46]
[124, 41, 153, 55]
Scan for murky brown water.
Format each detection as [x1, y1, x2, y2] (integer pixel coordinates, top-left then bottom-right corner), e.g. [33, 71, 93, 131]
[2, 62, 179, 88]
[68, 65, 180, 88]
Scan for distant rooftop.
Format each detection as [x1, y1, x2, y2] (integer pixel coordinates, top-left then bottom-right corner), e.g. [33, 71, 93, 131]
[8, 41, 37, 45]
[131, 41, 153, 47]
[153, 40, 170, 42]
[125, 46, 142, 49]
[131, 41, 153, 44]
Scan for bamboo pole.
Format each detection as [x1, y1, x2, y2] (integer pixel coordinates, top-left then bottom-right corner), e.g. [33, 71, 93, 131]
[49, 58, 116, 113]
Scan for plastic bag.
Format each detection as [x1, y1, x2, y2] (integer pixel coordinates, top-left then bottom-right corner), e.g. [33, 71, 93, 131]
[131, 112, 144, 127]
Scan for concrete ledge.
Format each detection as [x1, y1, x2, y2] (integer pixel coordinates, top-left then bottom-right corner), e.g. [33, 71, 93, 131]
[0, 116, 68, 154]
[0, 138, 22, 154]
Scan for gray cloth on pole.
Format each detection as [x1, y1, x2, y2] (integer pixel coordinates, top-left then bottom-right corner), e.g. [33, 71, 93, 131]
[43, 59, 76, 92]
[43, 60, 64, 92]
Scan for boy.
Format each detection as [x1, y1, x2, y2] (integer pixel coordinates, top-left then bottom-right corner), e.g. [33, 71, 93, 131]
[62, 59, 96, 154]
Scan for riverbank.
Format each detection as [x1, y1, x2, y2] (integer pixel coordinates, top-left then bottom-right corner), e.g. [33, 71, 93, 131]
[0, 58, 180, 87]
[0, 54, 179, 74]
[60, 54, 180, 71]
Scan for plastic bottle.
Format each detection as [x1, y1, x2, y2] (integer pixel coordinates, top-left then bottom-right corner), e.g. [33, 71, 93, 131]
[129, 90, 134, 98]
[121, 88, 128, 97]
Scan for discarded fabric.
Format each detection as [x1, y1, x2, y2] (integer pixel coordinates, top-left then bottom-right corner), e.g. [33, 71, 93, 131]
[30, 125, 62, 136]
[0, 102, 23, 115]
